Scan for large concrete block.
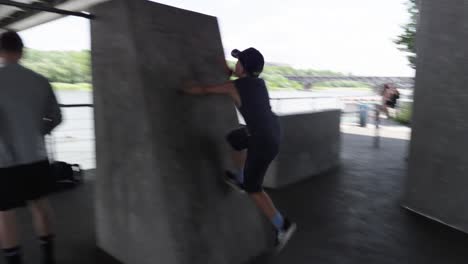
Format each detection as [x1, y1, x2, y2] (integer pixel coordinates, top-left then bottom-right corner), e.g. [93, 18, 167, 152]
[403, 0, 468, 232]
[91, 1, 271, 264]
[264, 110, 341, 188]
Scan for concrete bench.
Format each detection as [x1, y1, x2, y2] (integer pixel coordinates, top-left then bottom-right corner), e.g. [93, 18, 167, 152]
[263, 109, 341, 188]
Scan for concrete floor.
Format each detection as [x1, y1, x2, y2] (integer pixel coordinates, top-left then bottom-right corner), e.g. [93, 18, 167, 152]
[256, 134, 468, 264]
[4, 133, 468, 264]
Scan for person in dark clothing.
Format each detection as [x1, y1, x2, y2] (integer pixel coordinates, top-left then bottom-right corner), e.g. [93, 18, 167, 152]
[380, 84, 400, 118]
[0, 31, 61, 264]
[182, 47, 296, 251]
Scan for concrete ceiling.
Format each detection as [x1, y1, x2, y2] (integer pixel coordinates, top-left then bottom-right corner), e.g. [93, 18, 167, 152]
[0, 0, 109, 32]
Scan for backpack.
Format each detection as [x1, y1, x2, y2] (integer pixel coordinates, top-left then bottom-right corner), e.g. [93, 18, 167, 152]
[46, 134, 84, 191]
[50, 161, 83, 190]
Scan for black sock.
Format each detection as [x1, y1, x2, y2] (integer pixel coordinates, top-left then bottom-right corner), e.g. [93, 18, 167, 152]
[39, 235, 55, 264]
[3, 246, 22, 264]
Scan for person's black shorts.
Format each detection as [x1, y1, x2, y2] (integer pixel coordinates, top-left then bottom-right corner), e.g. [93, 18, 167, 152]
[226, 126, 279, 193]
[0, 160, 54, 211]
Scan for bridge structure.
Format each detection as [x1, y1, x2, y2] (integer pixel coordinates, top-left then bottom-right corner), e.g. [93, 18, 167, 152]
[286, 75, 414, 90]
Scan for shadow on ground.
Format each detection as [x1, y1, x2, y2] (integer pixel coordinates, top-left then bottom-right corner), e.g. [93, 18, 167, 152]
[4, 133, 468, 264]
[2, 176, 119, 264]
[250, 133, 468, 264]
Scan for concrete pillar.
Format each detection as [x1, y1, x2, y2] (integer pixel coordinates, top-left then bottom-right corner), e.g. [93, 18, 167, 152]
[91, 1, 271, 263]
[404, 0, 468, 233]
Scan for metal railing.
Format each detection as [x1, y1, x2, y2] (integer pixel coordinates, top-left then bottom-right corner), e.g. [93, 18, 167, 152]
[270, 96, 344, 114]
[269, 95, 380, 118]
[47, 104, 96, 170]
[269, 95, 403, 147]
[47, 96, 404, 169]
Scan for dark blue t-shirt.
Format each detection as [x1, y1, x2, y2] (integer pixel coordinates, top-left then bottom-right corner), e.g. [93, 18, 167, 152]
[234, 77, 280, 140]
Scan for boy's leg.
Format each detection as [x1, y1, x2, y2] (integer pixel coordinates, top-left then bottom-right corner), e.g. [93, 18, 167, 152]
[0, 165, 25, 264]
[230, 149, 247, 183]
[25, 160, 56, 264]
[383, 105, 390, 118]
[247, 188, 288, 233]
[0, 210, 22, 264]
[0, 210, 19, 249]
[248, 191, 296, 251]
[226, 127, 249, 184]
[243, 148, 294, 230]
[243, 145, 282, 223]
[29, 199, 55, 264]
[30, 199, 54, 237]
[0, 210, 18, 249]
[249, 191, 279, 220]
[243, 145, 296, 250]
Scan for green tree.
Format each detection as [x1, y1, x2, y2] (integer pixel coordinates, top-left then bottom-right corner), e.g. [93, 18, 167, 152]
[395, 0, 419, 69]
[227, 61, 344, 90]
[21, 49, 351, 91]
[22, 49, 91, 84]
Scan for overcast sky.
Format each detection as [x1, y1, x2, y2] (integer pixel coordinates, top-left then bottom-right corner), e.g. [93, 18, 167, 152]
[20, 0, 415, 77]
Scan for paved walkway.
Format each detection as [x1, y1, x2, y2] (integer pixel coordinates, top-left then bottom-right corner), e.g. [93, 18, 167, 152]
[256, 133, 468, 264]
[341, 115, 412, 141]
[4, 133, 468, 264]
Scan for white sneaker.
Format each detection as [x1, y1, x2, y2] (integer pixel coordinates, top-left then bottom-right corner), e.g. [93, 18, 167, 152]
[275, 220, 297, 253]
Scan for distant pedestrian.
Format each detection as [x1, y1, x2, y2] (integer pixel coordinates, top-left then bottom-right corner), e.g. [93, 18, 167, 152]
[0, 31, 62, 264]
[380, 84, 400, 118]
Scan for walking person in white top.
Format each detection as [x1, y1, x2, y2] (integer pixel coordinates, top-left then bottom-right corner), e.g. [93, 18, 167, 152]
[0, 31, 62, 264]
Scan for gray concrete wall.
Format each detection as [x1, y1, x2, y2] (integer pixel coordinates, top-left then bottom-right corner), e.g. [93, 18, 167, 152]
[264, 110, 341, 188]
[403, 0, 468, 233]
[91, 1, 271, 264]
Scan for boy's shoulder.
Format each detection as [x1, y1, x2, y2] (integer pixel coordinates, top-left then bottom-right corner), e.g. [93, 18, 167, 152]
[20, 64, 49, 82]
[0, 63, 47, 82]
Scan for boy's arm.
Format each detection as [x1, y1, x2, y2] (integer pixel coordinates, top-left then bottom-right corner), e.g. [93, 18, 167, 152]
[181, 81, 241, 105]
[182, 81, 235, 95]
[42, 81, 63, 135]
[219, 57, 233, 78]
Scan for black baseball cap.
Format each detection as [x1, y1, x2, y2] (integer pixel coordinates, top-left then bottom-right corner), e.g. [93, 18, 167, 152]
[231, 47, 264, 77]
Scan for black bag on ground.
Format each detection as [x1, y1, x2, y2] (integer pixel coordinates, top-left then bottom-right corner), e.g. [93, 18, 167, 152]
[50, 161, 83, 190]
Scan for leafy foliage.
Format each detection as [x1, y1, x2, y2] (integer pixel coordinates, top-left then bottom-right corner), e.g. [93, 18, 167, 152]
[314, 81, 371, 88]
[51, 82, 92, 91]
[22, 49, 359, 90]
[395, 102, 412, 125]
[22, 49, 91, 84]
[395, 0, 419, 69]
[228, 61, 345, 90]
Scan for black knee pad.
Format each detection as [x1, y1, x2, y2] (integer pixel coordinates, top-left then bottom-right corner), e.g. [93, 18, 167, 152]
[226, 126, 249, 151]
